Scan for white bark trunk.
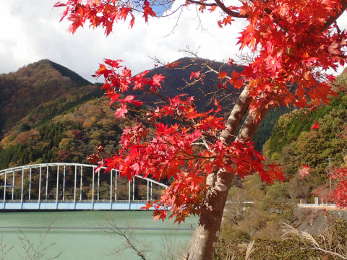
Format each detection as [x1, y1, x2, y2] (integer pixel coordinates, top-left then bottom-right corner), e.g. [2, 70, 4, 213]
[186, 88, 267, 260]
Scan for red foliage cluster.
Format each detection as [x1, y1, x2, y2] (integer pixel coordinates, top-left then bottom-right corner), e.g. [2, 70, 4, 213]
[54, 0, 347, 219]
[329, 167, 347, 207]
[298, 165, 311, 179]
[311, 121, 320, 130]
[238, 0, 346, 109]
[94, 60, 285, 220]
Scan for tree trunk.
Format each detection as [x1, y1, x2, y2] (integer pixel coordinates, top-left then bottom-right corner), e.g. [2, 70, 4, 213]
[186, 87, 267, 260]
[186, 172, 234, 260]
[185, 3, 347, 258]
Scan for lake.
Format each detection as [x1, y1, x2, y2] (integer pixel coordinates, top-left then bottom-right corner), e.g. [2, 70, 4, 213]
[0, 211, 197, 260]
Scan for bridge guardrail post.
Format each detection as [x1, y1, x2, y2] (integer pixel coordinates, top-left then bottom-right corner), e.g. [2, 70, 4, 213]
[38, 166, 42, 209]
[97, 170, 100, 201]
[62, 165, 66, 202]
[11, 172, 14, 201]
[114, 171, 118, 201]
[146, 180, 149, 201]
[128, 180, 131, 210]
[79, 166, 83, 201]
[56, 166, 60, 206]
[28, 168, 31, 201]
[45, 166, 49, 201]
[132, 177, 135, 201]
[2, 172, 7, 209]
[150, 182, 153, 201]
[92, 166, 95, 210]
[110, 169, 113, 210]
[74, 165, 77, 210]
[21, 168, 24, 209]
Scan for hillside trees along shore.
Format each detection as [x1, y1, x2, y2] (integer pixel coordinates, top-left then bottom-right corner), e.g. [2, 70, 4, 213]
[264, 72, 347, 206]
[0, 57, 269, 168]
[215, 73, 346, 259]
[0, 59, 95, 135]
[0, 60, 105, 168]
[54, 0, 347, 259]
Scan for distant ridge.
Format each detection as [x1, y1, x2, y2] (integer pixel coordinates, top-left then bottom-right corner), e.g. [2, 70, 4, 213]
[15, 59, 91, 86]
[0, 59, 98, 134]
[133, 56, 244, 114]
[0, 57, 278, 168]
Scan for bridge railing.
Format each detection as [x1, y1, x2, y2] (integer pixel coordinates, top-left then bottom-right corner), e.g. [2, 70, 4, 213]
[0, 163, 167, 210]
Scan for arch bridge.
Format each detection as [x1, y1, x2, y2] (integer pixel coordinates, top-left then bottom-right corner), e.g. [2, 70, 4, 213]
[0, 163, 167, 211]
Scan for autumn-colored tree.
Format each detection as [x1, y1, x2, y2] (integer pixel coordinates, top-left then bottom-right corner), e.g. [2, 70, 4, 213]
[330, 156, 347, 207]
[54, 0, 347, 259]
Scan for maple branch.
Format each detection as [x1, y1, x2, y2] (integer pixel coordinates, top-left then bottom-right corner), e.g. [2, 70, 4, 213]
[219, 86, 251, 144]
[159, 139, 215, 159]
[213, 0, 248, 18]
[200, 135, 211, 150]
[186, 0, 217, 7]
[156, 3, 186, 18]
[321, 0, 347, 31]
[237, 106, 268, 141]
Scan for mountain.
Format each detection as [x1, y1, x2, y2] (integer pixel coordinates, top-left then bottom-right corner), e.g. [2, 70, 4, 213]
[0, 57, 277, 169]
[137, 57, 243, 114]
[0, 59, 102, 135]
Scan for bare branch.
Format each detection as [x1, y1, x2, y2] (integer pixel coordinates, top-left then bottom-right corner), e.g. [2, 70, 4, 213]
[186, 0, 217, 7]
[178, 46, 201, 58]
[321, 0, 347, 31]
[282, 223, 347, 260]
[108, 224, 147, 260]
[213, 0, 248, 18]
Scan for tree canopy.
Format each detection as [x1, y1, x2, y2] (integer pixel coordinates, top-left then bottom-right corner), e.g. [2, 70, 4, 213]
[53, 0, 347, 258]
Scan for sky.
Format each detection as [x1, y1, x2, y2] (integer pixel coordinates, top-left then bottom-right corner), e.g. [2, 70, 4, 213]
[0, 0, 346, 82]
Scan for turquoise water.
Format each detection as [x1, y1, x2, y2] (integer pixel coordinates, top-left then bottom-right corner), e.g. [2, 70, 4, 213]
[0, 211, 197, 260]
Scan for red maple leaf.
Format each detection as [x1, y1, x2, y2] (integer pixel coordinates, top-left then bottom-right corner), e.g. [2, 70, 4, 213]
[298, 165, 311, 179]
[311, 121, 320, 130]
[190, 71, 201, 80]
[143, 0, 156, 22]
[230, 71, 244, 89]
[151, 74, 165, 90]
[218, 71, 228, 79]
[114, 104, 128, 118]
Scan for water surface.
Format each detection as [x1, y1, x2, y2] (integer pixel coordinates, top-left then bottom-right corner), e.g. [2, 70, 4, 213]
[0, 211, 197, 260]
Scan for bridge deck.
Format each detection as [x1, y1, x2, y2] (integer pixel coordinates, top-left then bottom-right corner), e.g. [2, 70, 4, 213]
[0, 201, 149, 211]
[0, 163, 167, 211]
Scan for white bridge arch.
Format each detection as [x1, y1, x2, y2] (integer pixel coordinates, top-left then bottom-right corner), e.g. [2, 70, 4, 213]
[0, 163, 167, 211]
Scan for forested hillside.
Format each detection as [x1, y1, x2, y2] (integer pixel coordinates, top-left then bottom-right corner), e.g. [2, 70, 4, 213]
[0, 60, 346, 259]
[263, 71, 347, 200]
[215, 71, 347, 260]
[1, 57, 280, 169]
[0, 59, 100, 134]
[0, 59, 105, 168]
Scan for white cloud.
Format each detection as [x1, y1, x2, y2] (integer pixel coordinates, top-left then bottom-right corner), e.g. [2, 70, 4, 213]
[0, 0, 247, 81]
[0, 0, 345, 81]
